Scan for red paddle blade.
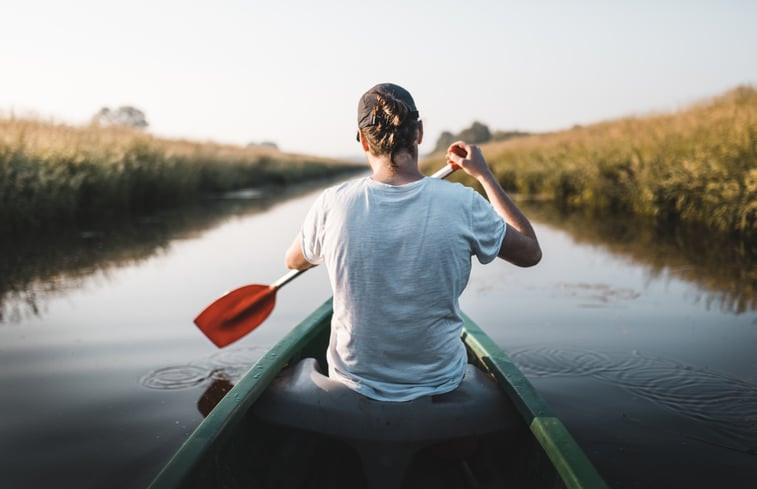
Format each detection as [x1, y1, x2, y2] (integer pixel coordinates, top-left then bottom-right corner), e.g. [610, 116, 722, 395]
[194, 284, 277, 347]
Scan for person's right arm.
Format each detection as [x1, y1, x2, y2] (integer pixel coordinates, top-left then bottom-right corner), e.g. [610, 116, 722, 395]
[285, 232, 317, 270]
[447, 142, 542, 267]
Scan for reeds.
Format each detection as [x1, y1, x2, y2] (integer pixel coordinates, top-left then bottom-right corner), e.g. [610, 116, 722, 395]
[427, 86, 756, 238]
[0, 119, 362, 232]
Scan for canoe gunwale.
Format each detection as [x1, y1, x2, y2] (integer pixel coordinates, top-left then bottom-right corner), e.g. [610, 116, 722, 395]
[461, 313, 609, 489]
[149, 299, 608, 489]
[148, 299, 334, 489]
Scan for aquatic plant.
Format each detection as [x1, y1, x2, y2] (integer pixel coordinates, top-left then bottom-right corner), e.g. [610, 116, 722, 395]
[0, 119, 362, 232]
[426, 86, 756, 238]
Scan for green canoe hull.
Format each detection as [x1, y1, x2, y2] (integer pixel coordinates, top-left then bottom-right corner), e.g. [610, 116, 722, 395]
[150, 299, 609, 489]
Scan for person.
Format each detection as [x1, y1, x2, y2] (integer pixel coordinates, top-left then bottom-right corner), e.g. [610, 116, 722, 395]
[285, 83, 541, 402]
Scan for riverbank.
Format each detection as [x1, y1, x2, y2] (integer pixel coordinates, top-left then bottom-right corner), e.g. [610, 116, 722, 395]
[425, 86, 756, 238]
[0, 119, 363, 232]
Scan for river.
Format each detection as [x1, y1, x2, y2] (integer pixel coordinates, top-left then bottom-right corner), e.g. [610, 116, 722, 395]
[0, 175, 755, 488]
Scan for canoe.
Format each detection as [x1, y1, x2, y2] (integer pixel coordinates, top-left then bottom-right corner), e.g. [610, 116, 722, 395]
[149, 299, 609, 489]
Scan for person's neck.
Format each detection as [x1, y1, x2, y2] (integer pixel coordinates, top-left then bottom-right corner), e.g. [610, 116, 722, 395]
[367, 151, 424, 186]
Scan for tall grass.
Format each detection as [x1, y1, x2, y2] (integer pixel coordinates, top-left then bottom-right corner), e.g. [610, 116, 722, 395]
[0, 119, 362, 232]
[427, 86, 756, 238]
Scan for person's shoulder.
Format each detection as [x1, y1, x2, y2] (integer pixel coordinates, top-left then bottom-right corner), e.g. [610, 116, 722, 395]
[426, 177, 476, 198]
[332, 176, 370, 194]
[317, 176, 369, 204]
[317, 176, 362, 193]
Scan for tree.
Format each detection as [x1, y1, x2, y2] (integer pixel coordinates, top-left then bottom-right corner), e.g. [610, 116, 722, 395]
[92, 106, 149, 130]
[247, 141, 279, 150]
[432, 131, 456, 154]
[431, 122, 491, 154]
[457, 121, 491, 145]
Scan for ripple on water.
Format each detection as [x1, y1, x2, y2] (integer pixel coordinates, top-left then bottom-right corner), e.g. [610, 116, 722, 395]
[510, 346, 612, 377]
[139, 365, 210, 390]
[510, 346, 757, 454]
[139, 346, 269, 390]
[553, 282, 641, 308]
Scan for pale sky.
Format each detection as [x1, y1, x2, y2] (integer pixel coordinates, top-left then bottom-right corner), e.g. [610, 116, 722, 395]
[2, 0, 756, 159]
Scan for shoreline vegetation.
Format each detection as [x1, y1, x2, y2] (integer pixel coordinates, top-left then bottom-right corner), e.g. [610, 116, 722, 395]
[0, 119, 363, 233]
[4, 85, 754, 239]
[424, 85, 756, 239]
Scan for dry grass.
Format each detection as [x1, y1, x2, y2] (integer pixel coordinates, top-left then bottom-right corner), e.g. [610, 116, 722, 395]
[0, 119, 361, 231]
[426, 86, 756, 237]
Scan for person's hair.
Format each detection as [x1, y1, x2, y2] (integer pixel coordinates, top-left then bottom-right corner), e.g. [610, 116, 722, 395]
[361, 91, 420, 166]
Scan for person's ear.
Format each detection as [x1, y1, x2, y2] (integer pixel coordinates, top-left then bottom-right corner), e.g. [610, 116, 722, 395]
[358, 130, 370, 152]
[417, 121, 424, 145]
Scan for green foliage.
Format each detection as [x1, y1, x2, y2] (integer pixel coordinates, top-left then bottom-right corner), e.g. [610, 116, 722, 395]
[424, 86, 757, 238]
[91, 106, 149, 129]
[457, 121, 491, 145]
[432, 122, 529, 154]
[0, 119, 362, 233]
[432, 131, 456, 154]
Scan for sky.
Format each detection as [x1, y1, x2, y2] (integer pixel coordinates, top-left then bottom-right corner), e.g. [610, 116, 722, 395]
[2, 0, 756, 159]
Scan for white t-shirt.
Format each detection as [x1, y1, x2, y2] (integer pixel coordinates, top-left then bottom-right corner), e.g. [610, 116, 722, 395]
[301, 176, 506, 401]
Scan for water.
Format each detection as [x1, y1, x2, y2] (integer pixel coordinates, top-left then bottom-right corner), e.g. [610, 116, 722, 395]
[0, 178, 755, 488]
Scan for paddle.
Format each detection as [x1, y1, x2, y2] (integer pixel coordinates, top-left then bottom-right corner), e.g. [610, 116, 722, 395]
[195, 158, 462, 347]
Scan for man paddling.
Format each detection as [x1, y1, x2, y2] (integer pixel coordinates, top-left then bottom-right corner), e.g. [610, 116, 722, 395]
[285, 83, 541, 402]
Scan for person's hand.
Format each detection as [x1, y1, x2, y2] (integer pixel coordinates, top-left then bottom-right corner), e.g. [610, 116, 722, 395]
[445, 141, 493, 181]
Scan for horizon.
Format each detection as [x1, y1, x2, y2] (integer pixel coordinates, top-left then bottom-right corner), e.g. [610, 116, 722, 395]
[2, 1, 756, 159]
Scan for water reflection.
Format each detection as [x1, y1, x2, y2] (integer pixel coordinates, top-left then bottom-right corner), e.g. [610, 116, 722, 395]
[511, 346, 757, 456]
[140, 344, 268, 417]
[140, 345, 269, 390]
[197, 377, 235, 417]
[552, 282, 641, 308]
[521, 202, 757, 314]
[4, 187, 752, 325]
[0, 177, 356, 323]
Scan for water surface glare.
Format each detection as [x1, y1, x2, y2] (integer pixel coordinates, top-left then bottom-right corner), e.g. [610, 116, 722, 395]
[0, 179, 755, 488]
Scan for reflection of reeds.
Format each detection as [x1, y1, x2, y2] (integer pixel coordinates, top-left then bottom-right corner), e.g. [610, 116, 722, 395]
[0, 119, 362, 232]
[427, 86, 757, 238]
[0, 178, 343, 323]
[523, 202, 756, 314]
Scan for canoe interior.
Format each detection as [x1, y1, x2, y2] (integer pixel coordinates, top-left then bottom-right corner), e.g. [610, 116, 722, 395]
[182, 406, 565, 489]
[150, 299, 607, 489]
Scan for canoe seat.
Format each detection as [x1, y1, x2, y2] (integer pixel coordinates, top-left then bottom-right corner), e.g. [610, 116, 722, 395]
[253, 357, 518, 489]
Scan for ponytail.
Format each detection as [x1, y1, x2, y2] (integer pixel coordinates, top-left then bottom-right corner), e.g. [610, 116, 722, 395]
[361, 91, 420, 166]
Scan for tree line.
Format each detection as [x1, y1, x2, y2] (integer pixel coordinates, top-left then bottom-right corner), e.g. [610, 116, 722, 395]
[431, 121, 530, 154]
